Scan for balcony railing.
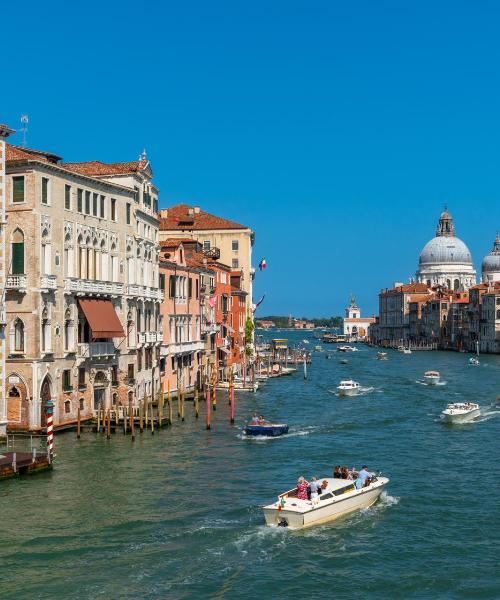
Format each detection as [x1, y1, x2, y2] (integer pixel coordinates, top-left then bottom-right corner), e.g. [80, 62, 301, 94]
[6, 275, 27, 291]
[161, 340, 205, 356]
[201, 322, 219, 335]
[145, 332, 156, 343]
[40, 275, 58, 291]
[64, 277, 123, 296]
[126, 284, 164, 301]
[137, 332, 147, 345]
[156, 331, 164, 343]
[78, 342, 116, 358]
[203, 247, 221, 260]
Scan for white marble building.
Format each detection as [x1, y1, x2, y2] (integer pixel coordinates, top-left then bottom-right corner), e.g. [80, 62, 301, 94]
[416, 208, 476, 291]
[481, 234, 500, 283]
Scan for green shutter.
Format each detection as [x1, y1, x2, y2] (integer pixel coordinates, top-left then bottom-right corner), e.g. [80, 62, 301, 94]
[13, 177, 25, 203]
[12, 243, 25, 274]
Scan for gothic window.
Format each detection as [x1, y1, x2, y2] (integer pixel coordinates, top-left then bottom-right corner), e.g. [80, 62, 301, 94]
[14, 319, 25, 352]
[11, 229, 25, 274]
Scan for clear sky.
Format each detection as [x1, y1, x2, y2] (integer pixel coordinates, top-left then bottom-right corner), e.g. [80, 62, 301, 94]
[2, 1, 500, 316]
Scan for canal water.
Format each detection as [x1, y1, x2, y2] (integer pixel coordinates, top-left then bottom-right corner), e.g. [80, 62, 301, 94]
[1, 331, 499, 599]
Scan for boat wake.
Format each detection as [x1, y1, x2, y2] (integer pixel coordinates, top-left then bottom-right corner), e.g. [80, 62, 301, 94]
[236, 425, 319, 442]
[416, 380, 447, 386]
[476, 408, 500, 423]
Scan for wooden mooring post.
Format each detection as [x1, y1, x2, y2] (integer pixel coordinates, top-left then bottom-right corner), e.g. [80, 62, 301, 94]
[77, 407, 81, 439]
[139, 400, 144, 433]
[206, 380, 211, 430]
[129, 398, 135, 442]
[194, 387, 199, 418]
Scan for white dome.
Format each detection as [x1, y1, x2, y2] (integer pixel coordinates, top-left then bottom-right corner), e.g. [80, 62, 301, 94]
[482, 235, 500, 273]
[419, 236, 473, 266]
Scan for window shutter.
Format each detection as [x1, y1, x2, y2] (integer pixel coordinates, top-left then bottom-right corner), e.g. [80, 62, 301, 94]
[12, 243, 25, 274]
[169, 275, 176, 298]
[13, 177, 25, 202]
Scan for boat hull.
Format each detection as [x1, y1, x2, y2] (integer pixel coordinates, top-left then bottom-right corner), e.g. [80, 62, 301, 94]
[442, 408, 480, 424]
[244, 424, 289, 437]
[424, 377, 440, 385]
[337, 388, 359, 396]
[263, 482, 387, 529]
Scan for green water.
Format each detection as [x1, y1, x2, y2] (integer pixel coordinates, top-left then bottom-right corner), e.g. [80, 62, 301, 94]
[1, 333, 499, 599]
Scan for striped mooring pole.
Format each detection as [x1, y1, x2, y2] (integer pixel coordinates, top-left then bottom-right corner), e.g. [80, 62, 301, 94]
[46, 399, 54, 461]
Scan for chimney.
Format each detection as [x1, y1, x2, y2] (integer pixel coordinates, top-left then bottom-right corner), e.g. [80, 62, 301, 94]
[188, 207, 195, 218]
[159, 209, 168, 219]
[194, 206, 201, 214]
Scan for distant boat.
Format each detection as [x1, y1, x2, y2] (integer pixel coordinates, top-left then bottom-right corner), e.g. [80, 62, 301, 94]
[244, 422, 289, 437]
[424, 371, 440, 385]
[336, 380, 360, 396]
[377, 352, 388, 360]
[469, 357, 480, 366]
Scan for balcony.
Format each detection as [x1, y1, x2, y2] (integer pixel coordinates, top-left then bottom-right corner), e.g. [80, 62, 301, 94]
[40, 275, 58, 291]
[145, 332, 156, 343]
[201, 322, 219, 335]
[78, 341, 116, 358]
[64, 277, 124, 297]
[126, 284, 164, 301]
[203, 247, 220, 260]
[156, 331, 164, 343]
[6, 275, 27, 292]
[161, 340, 205, 356]
[137, 332, 147, 346]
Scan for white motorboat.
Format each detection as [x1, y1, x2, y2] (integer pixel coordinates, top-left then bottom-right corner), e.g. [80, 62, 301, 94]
[423, 371, 440, 385]
[217, 380, 259, 392]
[337, 346, 358, 352]
[397, 346, 412, 354]
[315, 345, 323, 352]
[263, 474, 390, 529]
[336, 380, 360, 396]
[377, 352, 388, 360]
[469, 357, 480, 366]
[441, 402, 480, 424]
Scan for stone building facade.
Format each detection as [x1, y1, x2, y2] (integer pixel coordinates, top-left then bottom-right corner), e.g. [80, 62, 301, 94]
[4, 143, 162, 431]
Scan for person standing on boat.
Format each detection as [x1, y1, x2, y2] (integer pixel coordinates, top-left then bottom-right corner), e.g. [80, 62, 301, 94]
[355, 465, 371, 489]
[309, 476, 321, 500]
[251, 413, 259, 424]
[296, 476, 309, 500]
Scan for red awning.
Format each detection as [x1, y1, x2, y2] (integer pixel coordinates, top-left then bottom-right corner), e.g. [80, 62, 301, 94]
[78, 298, 125, 338]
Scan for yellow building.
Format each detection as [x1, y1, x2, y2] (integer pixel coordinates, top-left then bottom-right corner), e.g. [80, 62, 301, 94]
[158, 204, 255, 316]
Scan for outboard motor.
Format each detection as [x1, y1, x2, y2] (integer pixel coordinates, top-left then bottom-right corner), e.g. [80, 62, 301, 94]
[277, 518, 288, 527]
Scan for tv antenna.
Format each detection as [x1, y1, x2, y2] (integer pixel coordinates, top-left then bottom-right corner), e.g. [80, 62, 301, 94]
[20, 115, 29, 147]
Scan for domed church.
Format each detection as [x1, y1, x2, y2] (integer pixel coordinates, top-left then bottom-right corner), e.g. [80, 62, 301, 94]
[482, 233, 500, 283]
[416, 207, 476, 291]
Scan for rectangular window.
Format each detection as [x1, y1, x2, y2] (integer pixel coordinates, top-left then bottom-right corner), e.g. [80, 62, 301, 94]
[159, 273, 165, 291]
[232, 259, 239, 269]
[126, 203, 131, 224]
[93, 193, 98, 216]
[65, 184, 71, 210]
[134, 187, 140, 203]
[128, 364, 135, 381]
[111, 198, 117, 221]
[100, 195, 105, 218]
[188, 278, 193, 298]
[85, 191, 91, 214]
[232, 240, 239, 251]
[41, 177, 49, 204]
[62, 369, 71, 391]
[13, 176, 25, 203]
[137, 348, 142, 371]
[203, 240, 210, 251]
[169, 275, 176, 298]
[111, 365, 118, 386]
[78, 367, 86, 388]
[77, 188, 83, 212]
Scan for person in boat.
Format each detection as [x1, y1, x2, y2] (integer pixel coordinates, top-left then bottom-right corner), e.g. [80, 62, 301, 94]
[251, 413, 259, 424]
[296, 476, 309, 500]
[355, 465, 371, 489]
[309, 476, 321, 500]
[258, 415, 266, 425]
[341, 466, 349, 479]
[333, 465, 342, 478]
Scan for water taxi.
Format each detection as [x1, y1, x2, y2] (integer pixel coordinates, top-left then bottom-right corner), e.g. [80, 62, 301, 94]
[337, 346, 358, 352]
[263, 474, 390, 529]
[217, 380, 259, 393]
[423, 371, 440, 385]
[441, 402, 480, 424]
[336, 380, 360, 396]
[243, 422, 289, 437]
[377, 352, 388, 360]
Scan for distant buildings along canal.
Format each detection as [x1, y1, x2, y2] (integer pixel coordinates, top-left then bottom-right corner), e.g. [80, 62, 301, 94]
[371, 208, 500, 353]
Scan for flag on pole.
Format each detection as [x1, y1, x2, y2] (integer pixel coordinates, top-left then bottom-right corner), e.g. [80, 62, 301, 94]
[259, 258, 267, 271]
[253, 294, 266, 312]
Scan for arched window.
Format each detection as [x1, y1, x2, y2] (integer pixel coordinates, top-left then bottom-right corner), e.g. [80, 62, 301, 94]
[454, 279, 460, 291]
[11, 228, 25, 274]
[14, 318, 25, 352]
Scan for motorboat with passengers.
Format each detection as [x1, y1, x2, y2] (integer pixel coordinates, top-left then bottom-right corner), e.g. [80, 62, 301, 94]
[441, 402, 480, 424]
[336, 380, 360, 396]
[263, 472, 389, 529]
[423, 371, 440, 385]
[243, 420, 289, 437]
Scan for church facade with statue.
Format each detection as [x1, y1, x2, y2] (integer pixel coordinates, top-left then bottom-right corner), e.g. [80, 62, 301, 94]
[343, 296, 377, 340]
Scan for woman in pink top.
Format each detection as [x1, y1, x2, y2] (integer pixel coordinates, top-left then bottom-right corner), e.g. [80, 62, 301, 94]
[296, 476, 309, 500]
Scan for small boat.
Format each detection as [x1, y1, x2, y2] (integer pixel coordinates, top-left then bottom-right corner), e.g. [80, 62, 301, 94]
[441, 402, 480, 424]
[315, 345, 323, 352]
[469, 357, 480, 366]
[217, 381, 259, 392]
[337, 345, 358, 352]
[244, 422, 289, 437]
[340, 358, 348, 364]
[337, 379, 360, 396]
[397, 346, 411, 353]
[263, 473, 390, 529]
[377, 352, 388, 360]
[424, 371, 440, 385]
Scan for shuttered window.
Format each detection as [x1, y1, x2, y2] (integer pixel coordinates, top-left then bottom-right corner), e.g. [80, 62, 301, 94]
[77, 189, 83, 212]
[12, 176, 25, 203]
[41, 177, 49, 204]
[100, 195, 105, 218]
[93, 193, 98, 216]
[12, 242, 25, 274]
[188, 278, 193, 298]
[85, 191, 90, 214]
[169, 275, 176, 298]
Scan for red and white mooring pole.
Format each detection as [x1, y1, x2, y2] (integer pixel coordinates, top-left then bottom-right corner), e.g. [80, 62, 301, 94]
[46, 399, 54, 462]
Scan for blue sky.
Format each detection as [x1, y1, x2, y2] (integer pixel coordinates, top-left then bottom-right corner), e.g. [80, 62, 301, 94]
[2, 1, 500, 316]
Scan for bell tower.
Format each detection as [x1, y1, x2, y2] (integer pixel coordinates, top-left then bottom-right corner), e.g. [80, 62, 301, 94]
[346, 294, 359, 319]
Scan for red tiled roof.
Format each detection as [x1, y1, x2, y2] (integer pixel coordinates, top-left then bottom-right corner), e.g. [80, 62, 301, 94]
[469, 283, 488, 290]
[159, 204, 247, 231]
[62, 159, 148, 176]
[6, 143, 62, 163]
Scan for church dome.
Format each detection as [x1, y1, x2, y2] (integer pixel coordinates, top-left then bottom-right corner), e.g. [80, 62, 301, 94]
[482, 234, 500, 273]
[419, 235, 473, 265]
